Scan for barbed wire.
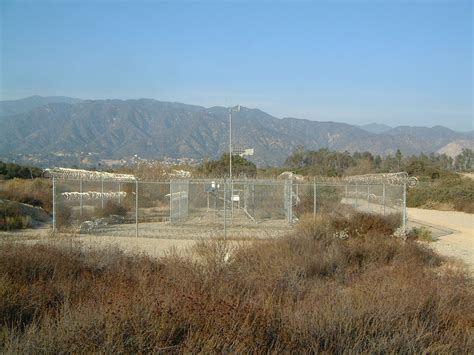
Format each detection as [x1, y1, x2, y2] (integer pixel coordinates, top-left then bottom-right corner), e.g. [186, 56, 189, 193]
[44, 168, 137, 182]
[61, 191, 127, 200]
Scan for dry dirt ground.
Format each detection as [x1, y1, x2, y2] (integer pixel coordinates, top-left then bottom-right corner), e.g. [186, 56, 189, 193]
[460, 172, 474, 180]
[0, 209, 287, 258]
[408, 208, 474, 271]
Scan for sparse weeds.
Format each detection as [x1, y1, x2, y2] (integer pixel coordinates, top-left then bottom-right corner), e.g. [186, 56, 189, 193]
[409, 226, 434, 242]
[0, 212, 473, 353]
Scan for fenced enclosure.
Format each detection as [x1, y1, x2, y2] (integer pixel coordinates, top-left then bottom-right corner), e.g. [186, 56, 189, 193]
[47, 169, 413, 240]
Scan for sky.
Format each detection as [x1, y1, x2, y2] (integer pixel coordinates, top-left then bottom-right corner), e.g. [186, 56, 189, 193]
[1, 0, 472, 131]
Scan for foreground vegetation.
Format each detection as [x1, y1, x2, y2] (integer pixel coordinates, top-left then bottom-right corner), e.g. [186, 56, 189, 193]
[1, 212, 472, 353]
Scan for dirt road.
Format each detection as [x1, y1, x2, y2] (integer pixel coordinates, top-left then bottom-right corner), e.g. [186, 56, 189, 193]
[408, 208, 474, 271]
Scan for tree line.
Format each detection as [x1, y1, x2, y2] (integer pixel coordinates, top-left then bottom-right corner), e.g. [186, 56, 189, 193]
[284, 147, 473, 177]
[0, 161, 44, 180]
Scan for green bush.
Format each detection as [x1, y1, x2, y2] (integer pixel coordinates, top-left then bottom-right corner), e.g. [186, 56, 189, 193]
[409, 227, 433, 242]
[407, 174, 474, 213]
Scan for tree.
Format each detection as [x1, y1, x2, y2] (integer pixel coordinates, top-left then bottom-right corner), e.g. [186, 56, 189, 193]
[285, 145, 306, 169]
[374, 155, 382, 169]
[395, 149, 403, 170]
[454, 149, 473, 170]
[198, 154, 257, 178]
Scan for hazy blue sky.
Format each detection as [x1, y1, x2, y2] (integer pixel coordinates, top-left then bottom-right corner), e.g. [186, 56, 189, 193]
[1, 0, 472, 131]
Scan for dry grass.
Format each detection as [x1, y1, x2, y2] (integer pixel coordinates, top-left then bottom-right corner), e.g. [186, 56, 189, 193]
[0, 178, 52, 212]
[1, 212, 473, 353]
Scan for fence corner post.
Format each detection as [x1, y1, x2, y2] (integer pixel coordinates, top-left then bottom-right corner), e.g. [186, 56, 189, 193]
[402, 183, 407, 234]
[135, 180, 139, 238]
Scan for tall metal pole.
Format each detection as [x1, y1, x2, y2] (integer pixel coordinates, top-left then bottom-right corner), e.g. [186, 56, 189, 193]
[229, 109, 232, 180]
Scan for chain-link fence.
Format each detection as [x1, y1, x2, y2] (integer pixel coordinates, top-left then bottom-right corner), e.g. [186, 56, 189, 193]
[52, 176, 407, 240]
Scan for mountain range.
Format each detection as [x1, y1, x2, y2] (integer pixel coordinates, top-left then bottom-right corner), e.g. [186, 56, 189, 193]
[0, 96, 472, 167]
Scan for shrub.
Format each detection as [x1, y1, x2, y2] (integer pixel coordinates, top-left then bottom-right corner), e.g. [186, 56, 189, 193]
[0, 202, 32, 230]
[407, 174, 474, 213]
[55, 206, 72, 229]
[409, 226, 434, 242]
[95, 201, 129, 218]
[453, 200, 474, 213]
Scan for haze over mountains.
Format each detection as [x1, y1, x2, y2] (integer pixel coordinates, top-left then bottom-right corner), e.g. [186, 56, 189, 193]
[0, 96, 472, 167]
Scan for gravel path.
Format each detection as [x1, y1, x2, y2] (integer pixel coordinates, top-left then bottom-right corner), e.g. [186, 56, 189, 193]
[408, 208, 474, 271]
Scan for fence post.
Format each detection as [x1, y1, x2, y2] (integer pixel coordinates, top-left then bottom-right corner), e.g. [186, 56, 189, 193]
[355, 184, 358, 208]
[382, 183, 386, 216]
[286, 179, 293, 223]
[402, 183, 407, 233]
[101, 177, 104, 209]
[231, 179, 234, 222]
[185, 181, 189, 219]
[177, 184, 181, 223]
[135, 180, 138, 238]
[118, 183, 121, 204]
[52, 176, 56, 234]
[313, 178, 317, 220]
[252, 183, 255, 218]
[80, 178, 83, 217]
[288, 179, 293, 223]
[367, 185, 370, 211]
[169, 181, 173, 224]
[214, 184, 217, 216]
[223, 179, 227, 240]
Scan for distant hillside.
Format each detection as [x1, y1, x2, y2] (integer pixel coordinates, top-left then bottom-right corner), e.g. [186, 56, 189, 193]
[0, 95, 82, 116]
[359, 123, 392, 134]
[0, 98, 471, 167]
[437, 140, 474, 158]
